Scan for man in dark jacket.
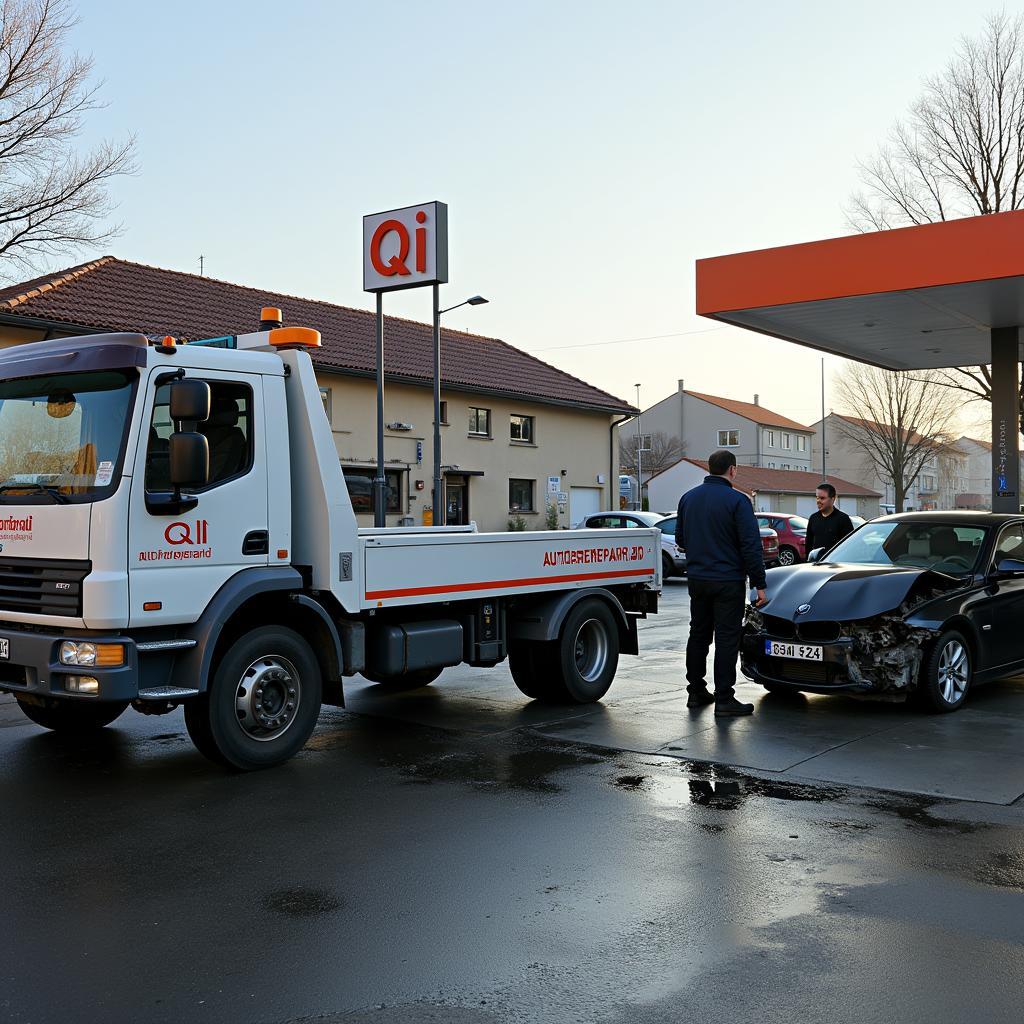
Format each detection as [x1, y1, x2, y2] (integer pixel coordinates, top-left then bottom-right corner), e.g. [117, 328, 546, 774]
[804, 482, 854, 557]
[675, 450, 766, 715]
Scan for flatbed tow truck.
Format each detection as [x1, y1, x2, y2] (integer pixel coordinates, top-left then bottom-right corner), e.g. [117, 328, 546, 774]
[0, 312, 659, 768]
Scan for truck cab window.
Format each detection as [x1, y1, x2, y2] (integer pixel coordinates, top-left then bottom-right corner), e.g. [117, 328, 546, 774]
[146, 380, 253, 491]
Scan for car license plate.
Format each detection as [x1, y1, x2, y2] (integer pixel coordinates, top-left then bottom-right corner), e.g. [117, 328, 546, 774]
[0, 638, 8, 660]
[765, 640, 822, 661]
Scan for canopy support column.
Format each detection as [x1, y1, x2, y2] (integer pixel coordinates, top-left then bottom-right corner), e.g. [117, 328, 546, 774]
[991, 326, 1020, 513]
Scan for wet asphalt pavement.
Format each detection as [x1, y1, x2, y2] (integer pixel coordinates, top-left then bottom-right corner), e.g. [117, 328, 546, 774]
[2, 583, 1024, 1023]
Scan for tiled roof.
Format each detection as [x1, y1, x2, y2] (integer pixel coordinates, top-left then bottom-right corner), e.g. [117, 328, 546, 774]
[685, 390, 813, 432]
[958, 435, 993, 451]
[649, 458, 881, 497]
[0, 257, 633, 414]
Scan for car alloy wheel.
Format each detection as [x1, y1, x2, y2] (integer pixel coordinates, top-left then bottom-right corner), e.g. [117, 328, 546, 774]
[936, 639, 969, 706]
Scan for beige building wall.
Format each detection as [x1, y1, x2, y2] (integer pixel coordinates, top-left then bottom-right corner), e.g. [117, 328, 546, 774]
[318, 372, 617, 531]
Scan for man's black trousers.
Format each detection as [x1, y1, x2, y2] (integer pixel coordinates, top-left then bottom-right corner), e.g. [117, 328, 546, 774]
[685, 578, 747, 701]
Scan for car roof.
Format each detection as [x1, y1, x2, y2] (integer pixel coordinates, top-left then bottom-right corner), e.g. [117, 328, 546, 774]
[870, 511, 1023, 525]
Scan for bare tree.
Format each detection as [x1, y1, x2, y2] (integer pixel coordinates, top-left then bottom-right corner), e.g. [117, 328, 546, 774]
[0, 0, 135, 276]
[833, 365, 961, 511]
[847, 12, 1024, 431]
[619, 431, 684, 480]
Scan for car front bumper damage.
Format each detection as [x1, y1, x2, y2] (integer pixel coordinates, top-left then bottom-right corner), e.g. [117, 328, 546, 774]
[741, 608, 934, 696]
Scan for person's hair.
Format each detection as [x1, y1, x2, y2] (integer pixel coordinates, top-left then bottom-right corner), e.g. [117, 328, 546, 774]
[816, 482, 836, 499]
[708, 449, 737, 476]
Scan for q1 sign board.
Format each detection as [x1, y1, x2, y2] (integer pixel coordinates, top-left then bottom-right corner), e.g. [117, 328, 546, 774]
[363, 202, 448, 293]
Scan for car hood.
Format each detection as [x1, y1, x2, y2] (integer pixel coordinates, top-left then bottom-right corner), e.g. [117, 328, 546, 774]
[761, 562, 963, 622]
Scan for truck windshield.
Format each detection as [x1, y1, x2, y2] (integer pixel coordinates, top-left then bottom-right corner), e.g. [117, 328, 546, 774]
[0, 369, 136, 503]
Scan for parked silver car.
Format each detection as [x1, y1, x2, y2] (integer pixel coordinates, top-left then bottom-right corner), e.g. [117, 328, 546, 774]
[576, 511, 687, 579]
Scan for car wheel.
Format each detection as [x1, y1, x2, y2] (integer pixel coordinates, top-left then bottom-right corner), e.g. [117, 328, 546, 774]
[778, 546, 798, 566]
[16, 697, 129, 732]
[917, 630, 971, 712]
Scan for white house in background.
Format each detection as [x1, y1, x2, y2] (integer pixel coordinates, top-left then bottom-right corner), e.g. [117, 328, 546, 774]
[618, 381, 816, 474]
[812, 413, 968, 511]
[646, 459, 881, 518]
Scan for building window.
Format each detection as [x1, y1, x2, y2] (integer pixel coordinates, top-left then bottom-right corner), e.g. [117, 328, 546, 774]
[765, 429, 775, 447]
[783, 433, 792, 449]
[717, 429, 740, 447]
[343, 467, 402, 514]
[768, 461, 776, 468]
[921, 474, 937, 491]
[319, 387, 332, 424]
[797, 435, 806, 452]
[469, 406, 491, 436]
[510, 414, 535, 443]
[639, 433, 652, 451]
[509, 478, 535, 512]
[438, 400, 448, 425]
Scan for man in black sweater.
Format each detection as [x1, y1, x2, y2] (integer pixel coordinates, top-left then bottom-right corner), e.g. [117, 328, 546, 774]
[805, 482, 854, 557]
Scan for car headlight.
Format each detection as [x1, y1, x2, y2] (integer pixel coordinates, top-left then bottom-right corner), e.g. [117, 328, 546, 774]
[59, 641, 123, 667]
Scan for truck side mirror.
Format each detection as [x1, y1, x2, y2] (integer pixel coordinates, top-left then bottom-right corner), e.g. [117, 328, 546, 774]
[169, 432, 209, 488]
[169, 379, 210, 423]
[807, 547, 826, 563]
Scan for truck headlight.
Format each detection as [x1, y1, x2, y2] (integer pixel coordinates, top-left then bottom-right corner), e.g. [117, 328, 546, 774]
[59, 641, 123, 667]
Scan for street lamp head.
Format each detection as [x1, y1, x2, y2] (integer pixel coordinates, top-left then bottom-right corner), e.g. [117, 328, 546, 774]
[467, 295, 488, 306]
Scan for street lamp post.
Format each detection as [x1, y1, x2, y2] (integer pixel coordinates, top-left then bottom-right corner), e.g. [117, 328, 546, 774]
[634, 383, 642, 511]
[432, 293, 488, 526]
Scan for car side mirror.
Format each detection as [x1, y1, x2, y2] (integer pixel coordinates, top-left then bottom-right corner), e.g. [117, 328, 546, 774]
[169, 379, 210, 423]
[993, 557, 1024, 579]
[807, 547, 826, 563]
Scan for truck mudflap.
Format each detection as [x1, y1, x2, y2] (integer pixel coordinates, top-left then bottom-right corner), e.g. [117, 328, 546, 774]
[509, 587, 639, 654]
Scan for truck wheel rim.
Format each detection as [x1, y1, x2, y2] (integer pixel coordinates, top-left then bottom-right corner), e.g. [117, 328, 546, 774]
[574, 619, 608, 682]
[235, 656, 301, 741]
[937, 641, 968, 704]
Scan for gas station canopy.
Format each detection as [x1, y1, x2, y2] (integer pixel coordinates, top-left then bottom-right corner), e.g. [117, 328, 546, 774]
[696, 210, 1024, 371]
[695, 211, 1024, 510]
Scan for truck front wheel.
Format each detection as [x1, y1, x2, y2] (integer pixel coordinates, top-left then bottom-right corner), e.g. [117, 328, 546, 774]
[16, 697, 128, 732]
[184, 627, 322, 770]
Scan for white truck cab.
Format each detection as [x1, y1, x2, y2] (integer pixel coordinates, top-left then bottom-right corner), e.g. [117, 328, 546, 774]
[0, 313, 660, 769]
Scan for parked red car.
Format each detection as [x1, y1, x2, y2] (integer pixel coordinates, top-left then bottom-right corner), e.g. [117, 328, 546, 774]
[756, 513, 808, 566]
[760, 526, 780, 567]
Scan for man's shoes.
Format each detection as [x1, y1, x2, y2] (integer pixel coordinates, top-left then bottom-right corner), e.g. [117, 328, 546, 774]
[686, 688, 715, 708]
[715, 697, 754, 716]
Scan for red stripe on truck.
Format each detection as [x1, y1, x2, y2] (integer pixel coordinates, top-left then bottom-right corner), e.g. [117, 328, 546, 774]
[365, 567, 654, 601]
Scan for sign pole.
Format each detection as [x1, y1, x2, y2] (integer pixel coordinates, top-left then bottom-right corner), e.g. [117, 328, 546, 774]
[432, 282, 444, 526]
[374, 291, 386, 527]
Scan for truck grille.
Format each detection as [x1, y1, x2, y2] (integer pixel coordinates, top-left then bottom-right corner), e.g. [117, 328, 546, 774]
[0, 558, 90, 617]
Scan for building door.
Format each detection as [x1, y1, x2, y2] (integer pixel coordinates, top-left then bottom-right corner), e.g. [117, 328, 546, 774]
[570, 486, 602, 526]
[445, 474, 469, 525]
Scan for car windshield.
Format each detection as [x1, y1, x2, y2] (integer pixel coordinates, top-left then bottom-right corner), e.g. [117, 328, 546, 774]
[825, 521, 987, 576]
[0, 370, 136, 503]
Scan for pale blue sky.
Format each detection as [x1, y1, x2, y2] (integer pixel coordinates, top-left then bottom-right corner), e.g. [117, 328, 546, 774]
[67, 0, 1007, 430]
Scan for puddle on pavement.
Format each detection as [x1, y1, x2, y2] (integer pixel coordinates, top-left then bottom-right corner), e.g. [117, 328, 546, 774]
[263, 886, 344, 918]
[972, 850, 1024, 889]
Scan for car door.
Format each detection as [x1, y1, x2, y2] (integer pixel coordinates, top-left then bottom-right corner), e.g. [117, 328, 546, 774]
[127, 370, 269, 626]
[975, 522, 1024, 670]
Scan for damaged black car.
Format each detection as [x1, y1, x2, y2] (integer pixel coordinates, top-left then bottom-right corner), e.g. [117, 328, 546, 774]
[741, 512, 1024, 712]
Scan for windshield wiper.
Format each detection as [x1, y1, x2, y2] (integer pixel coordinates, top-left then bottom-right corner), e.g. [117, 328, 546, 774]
[0, 483, 69, 504]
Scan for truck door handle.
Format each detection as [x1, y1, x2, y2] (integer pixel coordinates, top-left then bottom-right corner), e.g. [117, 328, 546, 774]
[242, 530, 269, 555]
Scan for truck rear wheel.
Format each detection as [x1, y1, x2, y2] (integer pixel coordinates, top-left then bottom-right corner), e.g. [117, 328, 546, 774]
[514, 598, 620, 704]
[508, 640, 552, 699]
[184, 627, 322, 770]
[16, 697, 128, 732]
